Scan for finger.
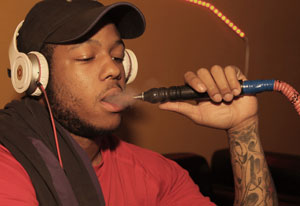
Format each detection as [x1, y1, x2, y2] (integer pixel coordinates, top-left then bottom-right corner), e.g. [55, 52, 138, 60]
[224, 66, 241, 96]
[184, 71, 207, 93]
[234, 65, 247, 81]
[159, 101, 203, 123]
[196, 67, 222, 102]
[210, 65, 234, 102]
[224, 66, 246, 96]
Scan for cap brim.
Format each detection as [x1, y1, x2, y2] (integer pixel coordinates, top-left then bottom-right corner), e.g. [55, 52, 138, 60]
[45, 2, 145, 44]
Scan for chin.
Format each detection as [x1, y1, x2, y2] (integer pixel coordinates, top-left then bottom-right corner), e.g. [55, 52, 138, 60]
[93, 113, 122, 130]
[102, 118, 121, 131]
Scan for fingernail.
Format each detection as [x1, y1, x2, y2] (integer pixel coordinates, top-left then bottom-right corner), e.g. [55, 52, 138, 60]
[233, 89, 240, 96]
[198, 83, 206, 92]
[224, 93, 233, 102]
[213, 94, 222, 102]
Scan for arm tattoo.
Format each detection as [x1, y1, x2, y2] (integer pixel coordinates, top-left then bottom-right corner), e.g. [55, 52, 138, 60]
[228, 120, 278, 206]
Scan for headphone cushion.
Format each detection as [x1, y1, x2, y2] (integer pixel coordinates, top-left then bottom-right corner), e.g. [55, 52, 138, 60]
[123, 49, 138, 84]
[28, 51, 49, 96]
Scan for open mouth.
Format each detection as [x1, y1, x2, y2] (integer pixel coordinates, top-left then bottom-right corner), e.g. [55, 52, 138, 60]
[100, 99, 124, 113]
[100, 88, 125, 113]
[99, 85, 137, 112]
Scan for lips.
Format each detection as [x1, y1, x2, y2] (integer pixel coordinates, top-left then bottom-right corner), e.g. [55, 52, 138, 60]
[100, 87, 125, 113]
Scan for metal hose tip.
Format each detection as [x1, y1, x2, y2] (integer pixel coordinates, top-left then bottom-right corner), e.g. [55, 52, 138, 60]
[133, 93, 144, 100]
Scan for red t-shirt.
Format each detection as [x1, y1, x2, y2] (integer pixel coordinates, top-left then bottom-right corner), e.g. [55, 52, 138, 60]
[0, 141, 215, 205]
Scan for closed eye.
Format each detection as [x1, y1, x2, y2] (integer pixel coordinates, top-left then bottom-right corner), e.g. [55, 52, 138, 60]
[112, 57, 124, 64]
[76, 57, 95, 62]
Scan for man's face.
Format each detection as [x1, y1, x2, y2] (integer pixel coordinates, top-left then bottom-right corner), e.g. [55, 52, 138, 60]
[47, 23, 126, 138]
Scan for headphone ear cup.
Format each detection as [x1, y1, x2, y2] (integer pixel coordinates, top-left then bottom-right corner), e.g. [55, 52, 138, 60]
[8, 21, 49, 96]
[10, 52, 33, 94]
[123, 49, 138, 84]
[10, 51, 49, 96]
[27, 51, 49, 96]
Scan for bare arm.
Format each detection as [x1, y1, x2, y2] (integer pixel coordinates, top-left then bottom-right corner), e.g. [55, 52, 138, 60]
[159, 66, 278, 205]
[228, 117, 278, 206]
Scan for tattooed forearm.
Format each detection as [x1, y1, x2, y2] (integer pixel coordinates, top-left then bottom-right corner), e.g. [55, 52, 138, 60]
[228, 118, 278, 206]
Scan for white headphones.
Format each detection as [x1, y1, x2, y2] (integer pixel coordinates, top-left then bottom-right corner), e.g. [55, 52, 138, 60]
[8, 21, 138, 96]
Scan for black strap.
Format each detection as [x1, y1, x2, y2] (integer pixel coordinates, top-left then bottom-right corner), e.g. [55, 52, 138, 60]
[0, 98, 105, 206]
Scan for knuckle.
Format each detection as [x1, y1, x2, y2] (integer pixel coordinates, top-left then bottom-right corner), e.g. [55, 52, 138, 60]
[184, 71, 193, 79]
[207, 85, 218, 93]
[226, 65, 243, 77]
[210, 65, 223, 74]
[184, 71, 200, 85]
[196, 67, 208, 76]
[224, 65, 235, 73]
[219, 87, 231, 94]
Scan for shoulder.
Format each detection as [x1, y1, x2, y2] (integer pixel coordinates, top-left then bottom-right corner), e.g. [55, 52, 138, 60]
[0, 145, 38, 205]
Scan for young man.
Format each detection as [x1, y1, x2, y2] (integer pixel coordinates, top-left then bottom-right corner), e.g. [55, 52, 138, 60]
[0, 0, 278, 205]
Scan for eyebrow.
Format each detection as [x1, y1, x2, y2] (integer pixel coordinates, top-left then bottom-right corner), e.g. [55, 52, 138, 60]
[68, 39, 125, 51]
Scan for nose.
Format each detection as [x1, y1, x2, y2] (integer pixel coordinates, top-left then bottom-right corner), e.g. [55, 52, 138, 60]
[99, 56, 122, 81]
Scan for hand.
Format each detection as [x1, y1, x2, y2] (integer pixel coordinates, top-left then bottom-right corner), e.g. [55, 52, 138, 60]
[159, 65, 258, 130]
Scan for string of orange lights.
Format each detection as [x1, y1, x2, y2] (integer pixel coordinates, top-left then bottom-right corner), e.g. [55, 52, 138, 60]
[185, 0, 246, 39]
[185, 0, 249, 76]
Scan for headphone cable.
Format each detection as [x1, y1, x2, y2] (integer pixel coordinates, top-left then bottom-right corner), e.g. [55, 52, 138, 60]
[38, 82, 64, 169]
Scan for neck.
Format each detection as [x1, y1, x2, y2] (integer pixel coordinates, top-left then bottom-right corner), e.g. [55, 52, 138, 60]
[38, 97, 103, 165]
[71, 134, 102, 166]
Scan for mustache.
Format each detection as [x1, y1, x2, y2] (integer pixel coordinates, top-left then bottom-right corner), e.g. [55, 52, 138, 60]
[96, 83, 123, 101]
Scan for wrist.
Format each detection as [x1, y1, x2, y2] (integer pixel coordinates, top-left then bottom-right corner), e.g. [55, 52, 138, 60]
[227, 115, 259, 135]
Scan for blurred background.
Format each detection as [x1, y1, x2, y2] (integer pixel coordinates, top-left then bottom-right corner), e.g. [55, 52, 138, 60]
[1, 0, 300, 164]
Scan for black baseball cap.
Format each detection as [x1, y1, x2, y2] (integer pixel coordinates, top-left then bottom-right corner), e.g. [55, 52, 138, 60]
[17, 0, 146, 53]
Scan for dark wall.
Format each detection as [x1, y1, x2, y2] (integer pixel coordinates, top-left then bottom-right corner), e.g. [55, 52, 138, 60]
[1, 0, 300, 162]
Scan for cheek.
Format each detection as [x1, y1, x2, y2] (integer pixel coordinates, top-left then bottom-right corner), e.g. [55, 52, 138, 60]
[54, 62, 96, 96]
[50, 49, 100, 110]
[50, 66, 90, 108]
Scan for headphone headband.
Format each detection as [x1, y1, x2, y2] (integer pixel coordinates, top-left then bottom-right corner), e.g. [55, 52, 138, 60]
[8, 21, 139, 96]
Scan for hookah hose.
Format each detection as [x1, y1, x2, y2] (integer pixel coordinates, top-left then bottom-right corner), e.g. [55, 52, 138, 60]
[134, 80, 300, 116]
[273, 80, 300, 115]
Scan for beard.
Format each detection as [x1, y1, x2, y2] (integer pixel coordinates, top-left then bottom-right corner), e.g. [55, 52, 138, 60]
[46, 78, 120, 140]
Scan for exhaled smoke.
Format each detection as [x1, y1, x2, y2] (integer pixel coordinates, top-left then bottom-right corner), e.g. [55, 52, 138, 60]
[104, 88, 138, 108]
